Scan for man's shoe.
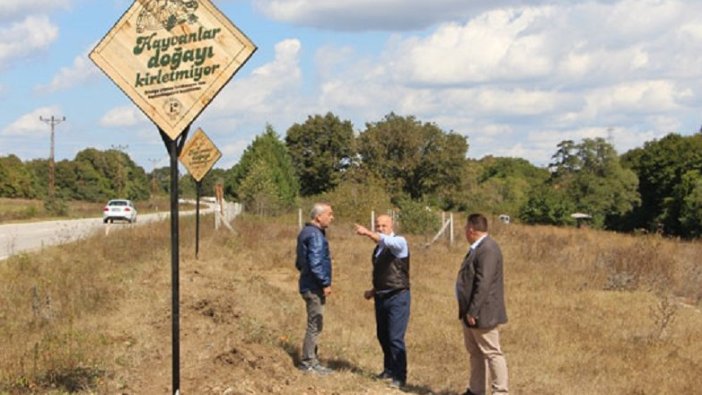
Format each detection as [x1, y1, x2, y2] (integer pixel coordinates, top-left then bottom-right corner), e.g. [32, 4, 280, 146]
[298, 364, 332, 375]
[462, 389, 477, 395]
[375, 370, 393, 380]
[313, 364, 333, 375]
[389, 379, 406, 389]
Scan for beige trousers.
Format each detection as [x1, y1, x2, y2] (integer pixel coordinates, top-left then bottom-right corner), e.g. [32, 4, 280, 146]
[462, 324, 509, 395]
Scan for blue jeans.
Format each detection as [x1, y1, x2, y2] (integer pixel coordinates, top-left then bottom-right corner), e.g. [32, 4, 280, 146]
[374, 289, 410, 382]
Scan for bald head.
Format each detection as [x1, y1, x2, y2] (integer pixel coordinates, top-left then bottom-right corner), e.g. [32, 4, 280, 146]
[375, 214, 394, 235]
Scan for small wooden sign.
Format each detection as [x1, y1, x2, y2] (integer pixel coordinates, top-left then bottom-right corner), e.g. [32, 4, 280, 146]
[90, 0, 256, 140]
[179, 128, 221, 182]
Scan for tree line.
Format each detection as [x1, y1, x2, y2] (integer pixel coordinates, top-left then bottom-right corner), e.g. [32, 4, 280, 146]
[1, 112, 701, 238]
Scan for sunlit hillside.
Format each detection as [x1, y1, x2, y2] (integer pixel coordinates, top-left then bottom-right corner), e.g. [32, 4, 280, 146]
[1, 214, 701, 394]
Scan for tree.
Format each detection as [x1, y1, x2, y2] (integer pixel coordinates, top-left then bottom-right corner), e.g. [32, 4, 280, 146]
[179, 168, 228, 198]
[237, 158, 282, 215]
[285, 112, 355, 196]
[519, 184, 576, 226]
[150, 166, 172, 195]
[549, 140, 580, 176]
[357, 113, 469, 204]
[317, 166, 392, 224]
[68, 148, 149, 201]
[569, 138, 639, 228]
[677, 170, 702, 237]
[25, 159, 49, 198]
[622, 133, 702, 236]
[0, 155, 38, 198]
[225, 125, 299, 211]
[522, 138, 639, 228]
[55, 159, 111, 201]
[475, 156, 549, 216]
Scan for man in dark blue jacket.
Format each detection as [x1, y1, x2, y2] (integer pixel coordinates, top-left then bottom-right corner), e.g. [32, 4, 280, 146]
[296, 202, 334, 374]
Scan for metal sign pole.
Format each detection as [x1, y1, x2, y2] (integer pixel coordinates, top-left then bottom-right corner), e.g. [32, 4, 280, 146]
[160, 126, 189, 395]
[196, 181, 202, 259]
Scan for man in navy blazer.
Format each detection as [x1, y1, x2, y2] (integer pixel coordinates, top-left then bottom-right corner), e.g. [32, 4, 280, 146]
[455, 213, 508, 395]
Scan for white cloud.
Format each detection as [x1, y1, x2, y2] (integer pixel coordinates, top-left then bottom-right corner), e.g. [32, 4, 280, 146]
[0, 0, 69, 20]
[392, 8, 555, 85]
[254, 0, 471, 31]
[0, 16, 58, 68]
[298, 0, 702, 164]
[2, 106, 64, 136]
[580, 80, 687, 120]
[208, 38, 307, 122]
[99, 106, 148, 128]
[218, 139, 251, 167]
[253, 0, 594, 31]
[102, 1, 702, 168]
[386, 2, 702, 87]
[612, 126, 667, 153]
[36, 51, 100, 93]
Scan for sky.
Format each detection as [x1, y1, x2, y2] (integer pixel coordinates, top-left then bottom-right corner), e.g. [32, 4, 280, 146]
[2, 0, 702, 172]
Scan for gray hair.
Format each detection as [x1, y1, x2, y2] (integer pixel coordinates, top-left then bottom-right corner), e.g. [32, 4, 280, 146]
[310, 202, 330, 220]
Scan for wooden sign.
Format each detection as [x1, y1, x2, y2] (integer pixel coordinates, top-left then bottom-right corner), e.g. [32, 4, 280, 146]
[90, 0, 256, 140]
[179, 128, 221, 182]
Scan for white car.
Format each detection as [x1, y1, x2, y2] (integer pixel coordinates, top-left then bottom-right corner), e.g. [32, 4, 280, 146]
[103, 199, 137, 223]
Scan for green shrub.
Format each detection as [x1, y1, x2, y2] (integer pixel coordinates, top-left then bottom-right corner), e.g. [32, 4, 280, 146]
[43, 198, 68, 217]
[396, 197, 441, 236]
[315, 173, 393, 224]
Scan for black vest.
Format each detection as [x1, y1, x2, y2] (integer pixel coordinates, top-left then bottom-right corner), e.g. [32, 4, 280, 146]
[372, 245, 410, 292]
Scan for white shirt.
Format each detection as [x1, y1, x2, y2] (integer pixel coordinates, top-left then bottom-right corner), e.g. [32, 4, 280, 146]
[375, 232, 409, 259]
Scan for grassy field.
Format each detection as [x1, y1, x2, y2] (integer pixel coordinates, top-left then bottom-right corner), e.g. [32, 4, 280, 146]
[0, 213, 700, 394]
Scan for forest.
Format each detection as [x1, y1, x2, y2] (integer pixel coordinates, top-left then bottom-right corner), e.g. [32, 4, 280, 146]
[1, 112, 701, 238]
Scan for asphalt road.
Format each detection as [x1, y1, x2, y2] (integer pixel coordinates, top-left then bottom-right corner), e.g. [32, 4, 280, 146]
[0, 203, 210, 261]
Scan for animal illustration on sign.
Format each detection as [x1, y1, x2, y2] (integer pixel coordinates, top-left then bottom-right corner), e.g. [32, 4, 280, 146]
[136, 0, 199, 33]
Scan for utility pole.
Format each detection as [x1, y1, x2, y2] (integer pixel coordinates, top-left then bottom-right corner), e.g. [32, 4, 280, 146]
[39, 115, 66, 198]
[148, 157, 162, 195]
[111, 144, 129, 197]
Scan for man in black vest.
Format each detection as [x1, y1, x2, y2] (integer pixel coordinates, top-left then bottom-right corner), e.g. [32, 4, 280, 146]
[355, 215, 410, 389]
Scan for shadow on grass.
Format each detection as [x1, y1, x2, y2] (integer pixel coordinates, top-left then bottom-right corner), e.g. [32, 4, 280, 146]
[280, 339, 301, 367]
[279, 339, 461, 395]
[41, 366, 104, 392]
[1, 366, 105, 394]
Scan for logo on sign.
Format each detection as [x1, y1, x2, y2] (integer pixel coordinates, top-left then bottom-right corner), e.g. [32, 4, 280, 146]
[164, 98, 183, 119]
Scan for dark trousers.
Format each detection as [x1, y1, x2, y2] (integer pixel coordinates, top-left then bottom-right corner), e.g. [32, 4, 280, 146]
[374, 289, 410, 382]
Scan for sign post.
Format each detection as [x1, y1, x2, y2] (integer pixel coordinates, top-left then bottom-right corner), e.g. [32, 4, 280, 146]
[179, 128, 222, 258]
[90, 1, 255, 393]
[160, 127, 188, 393]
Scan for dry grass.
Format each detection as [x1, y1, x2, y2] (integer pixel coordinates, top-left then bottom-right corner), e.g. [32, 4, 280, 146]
[0, 214, 701, 394]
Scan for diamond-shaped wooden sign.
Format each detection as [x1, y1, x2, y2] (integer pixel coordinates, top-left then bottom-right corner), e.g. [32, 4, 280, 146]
[179, 128, 221, 182]
[90, 0, 256, 140]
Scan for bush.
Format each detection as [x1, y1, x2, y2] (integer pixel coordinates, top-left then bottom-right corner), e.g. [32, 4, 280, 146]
[396, 197, 441, 236]
[43, 197, 68, 217]
[314, 173, 393, 224]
